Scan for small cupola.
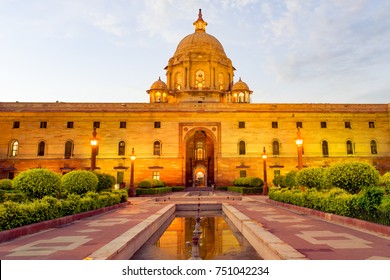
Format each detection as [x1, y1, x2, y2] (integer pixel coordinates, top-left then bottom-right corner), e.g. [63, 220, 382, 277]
[147, 77, 169, 103]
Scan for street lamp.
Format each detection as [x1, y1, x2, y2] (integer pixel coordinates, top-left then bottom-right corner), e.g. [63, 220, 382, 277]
[262, 147, 268, 195]
[129, 147, 136, 197]
[90, 128, 98, 171]
[296, 128, 303, 170]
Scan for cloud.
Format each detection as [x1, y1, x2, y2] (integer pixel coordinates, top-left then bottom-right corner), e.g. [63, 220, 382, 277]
[259, 0, 390, 83]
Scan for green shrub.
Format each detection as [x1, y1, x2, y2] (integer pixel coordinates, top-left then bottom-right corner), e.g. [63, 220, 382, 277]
[297, 168, 326, 189]
[233, 177, 245, 186]
[380, 171, 390, 187]
[93, 172, 116, 192]
[233, 177, 263, 187]
[13, 168, 62, 199]
[137, 178, 166, 188]
[285, 171, 298, 188]
[326, 162, 380, 194]
[138, 180, 152, 188]
[216, 186, 227, 191]
[136, 187, 171, 196]
[273, 175, 286, 188]
[61, 170, 98, 195]
[227, 186, 262, 194]
[0, 179, 13, 190]
[171, 186, 185, 192]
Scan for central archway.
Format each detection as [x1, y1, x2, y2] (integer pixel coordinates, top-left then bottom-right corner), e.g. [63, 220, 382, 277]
[184, 128, 215, 188]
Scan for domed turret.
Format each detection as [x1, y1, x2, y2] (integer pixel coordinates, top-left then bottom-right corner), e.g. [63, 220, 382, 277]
[147, 77, 169, 103]
[231, 78, 252, 103]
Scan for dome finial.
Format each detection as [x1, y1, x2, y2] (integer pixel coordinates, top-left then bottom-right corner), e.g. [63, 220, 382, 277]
[193, 9, 207, 32]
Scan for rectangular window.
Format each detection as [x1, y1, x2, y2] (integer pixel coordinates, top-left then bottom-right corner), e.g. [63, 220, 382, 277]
[345, 121, 351, 129]
[67, 121, 74, 129]
[13, 121, 20, 129]
[40, 121, 47, 128]
[153, 171, 160, 180]
[274, 170, 281, 177]
[321, 121, 327, 128]
[272, 121, 278, 128]
[296, 122, 302, 128]
[368, 121, 375, 128]
[93, 121, 100, 128]
[120, 121, 127, 128]
[238, 121, 245, 128]
[239, 170, 247, 178]
[154, 121, 161, 128]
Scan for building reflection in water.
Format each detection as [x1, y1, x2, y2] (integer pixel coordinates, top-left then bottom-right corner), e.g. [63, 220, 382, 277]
[131, 215, 262, 260]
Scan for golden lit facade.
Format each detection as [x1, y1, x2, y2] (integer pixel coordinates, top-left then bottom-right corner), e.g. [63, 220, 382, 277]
[0, 10, 389, 187]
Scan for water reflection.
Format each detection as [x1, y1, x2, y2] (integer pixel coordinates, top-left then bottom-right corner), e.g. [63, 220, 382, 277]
[131, 215, 262, 260]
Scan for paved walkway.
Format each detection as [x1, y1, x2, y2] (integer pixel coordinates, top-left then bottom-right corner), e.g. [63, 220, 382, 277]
[0, 193, 389, 260]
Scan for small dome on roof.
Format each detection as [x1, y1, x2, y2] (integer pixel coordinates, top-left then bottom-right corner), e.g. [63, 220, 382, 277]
[150, 77, 168, 90]
[231, 78, 250, 91]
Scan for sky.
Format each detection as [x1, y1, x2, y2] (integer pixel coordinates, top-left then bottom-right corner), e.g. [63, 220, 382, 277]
[0, 0, 389, 104]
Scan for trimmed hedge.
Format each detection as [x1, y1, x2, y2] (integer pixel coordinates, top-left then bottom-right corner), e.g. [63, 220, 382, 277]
[0, 189, 128, 231]
[136, 187, 172, 196]
[171, 186, 185, 192]
[61, 170, 99, 195]
[233, 176, 263, 188]
[13, 168, 62, 199]
[227, 186, 262, 194]
[269, 186, 389, 225]
[138, 178, 166, 188]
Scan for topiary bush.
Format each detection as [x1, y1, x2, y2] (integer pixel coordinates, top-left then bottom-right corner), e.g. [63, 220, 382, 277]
[61, 170, 98, 195]
[93, 172, 116, 192]
[326, 162, 380, 194]
[233, 177, 263, 187]
[296, 168, 326, 189]
[137, 178, 166, 188]
[13, 168, 62, 199]
[0, 179, 13, 190]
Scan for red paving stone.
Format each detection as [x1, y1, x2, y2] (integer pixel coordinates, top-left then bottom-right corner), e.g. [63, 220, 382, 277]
[0, 194, 389, 260]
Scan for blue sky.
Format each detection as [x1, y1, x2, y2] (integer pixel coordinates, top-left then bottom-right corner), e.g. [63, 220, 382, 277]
[0, 0, 389, 104]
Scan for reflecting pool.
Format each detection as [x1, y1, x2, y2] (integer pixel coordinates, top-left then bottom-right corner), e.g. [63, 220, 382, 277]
[131, 213, 262, 260]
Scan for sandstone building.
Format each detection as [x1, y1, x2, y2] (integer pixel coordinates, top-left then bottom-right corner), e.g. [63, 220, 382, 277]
[1, 10, 389, 187]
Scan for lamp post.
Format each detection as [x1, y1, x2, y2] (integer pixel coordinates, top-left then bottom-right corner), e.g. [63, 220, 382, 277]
[296, 128, 303, 170]
[129, 148, 136, 197]
[262, 147, 268, 196]
[90, 128, 98, 171]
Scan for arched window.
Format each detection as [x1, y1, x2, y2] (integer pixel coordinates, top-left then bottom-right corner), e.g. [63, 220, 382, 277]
[153, 141, 161, 156]
[239, 140, 246, 155]
[238, 92, 245, 103]
[272, 140, 280, 155]
[38, 141, 45, 156]
[118, 141, 126, 156]
[322, 140, 329, 157]
[370, 140, 378, 155]
[64, 140, 73, 159]
[346, 140, 353, 155]
[10, 140, 19, 157]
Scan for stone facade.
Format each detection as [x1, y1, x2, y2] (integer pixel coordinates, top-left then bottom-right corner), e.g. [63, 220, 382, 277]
[0, 11, 389, 187]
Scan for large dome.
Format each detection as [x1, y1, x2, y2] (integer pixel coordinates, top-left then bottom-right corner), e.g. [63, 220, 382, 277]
[174, 31, 227, 58]
[172, 9, 227, 60]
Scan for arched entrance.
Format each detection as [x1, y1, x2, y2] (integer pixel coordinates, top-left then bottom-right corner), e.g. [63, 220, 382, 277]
[184, 129, 215, 188]
[194, 165, 207, 187]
